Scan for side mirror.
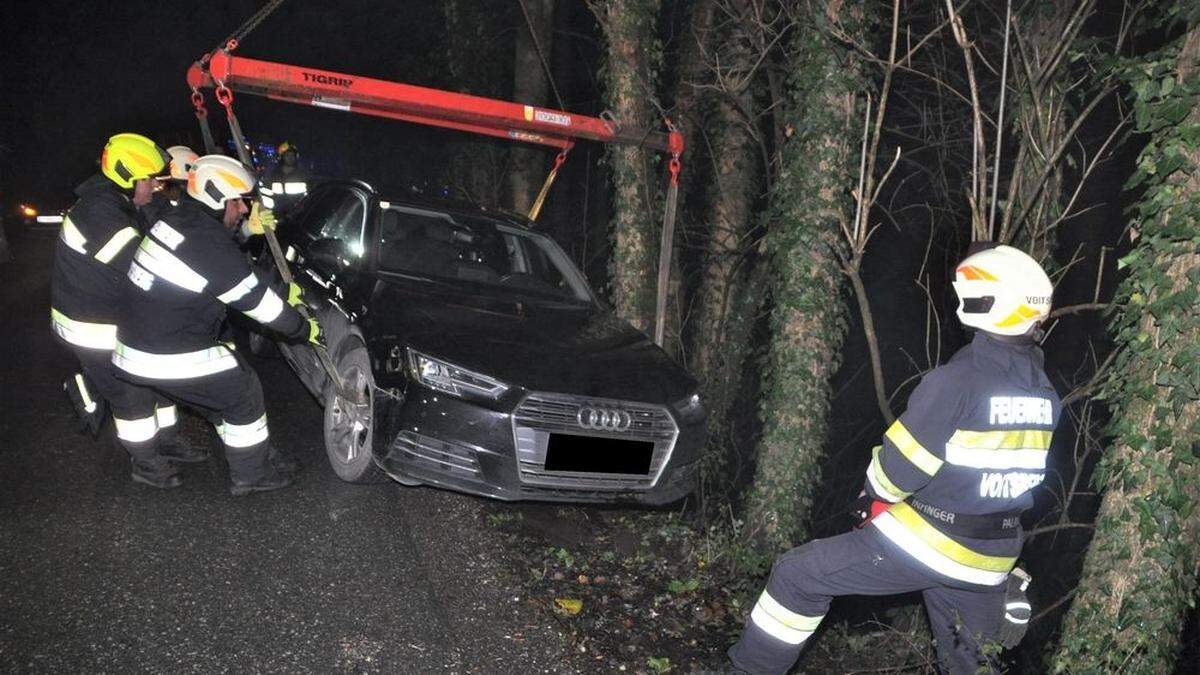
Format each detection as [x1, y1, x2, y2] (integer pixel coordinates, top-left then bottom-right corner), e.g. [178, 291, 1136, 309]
[308, 238, 356, 274]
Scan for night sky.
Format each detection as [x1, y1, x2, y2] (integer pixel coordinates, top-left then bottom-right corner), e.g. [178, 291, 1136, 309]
[0, 0, 515, 210]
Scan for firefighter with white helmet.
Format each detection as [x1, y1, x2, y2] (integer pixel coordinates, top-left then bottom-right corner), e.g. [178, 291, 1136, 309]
[51, 133, 208, 488]
[142, 145, 201, 230]
[728, 244, 1060, 674]
[112, 154, 320, 495]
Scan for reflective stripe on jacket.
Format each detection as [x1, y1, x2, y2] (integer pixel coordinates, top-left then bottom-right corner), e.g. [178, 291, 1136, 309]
[114, 197, 306, 380]
[50, 174, 145, 344]
[864, 332, 1061, 585]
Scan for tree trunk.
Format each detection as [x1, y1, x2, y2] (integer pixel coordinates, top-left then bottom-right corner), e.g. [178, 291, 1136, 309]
[593, 0, 662, 333]
[508, 0, 557, 215]
[1052, 25, 1200, 673]
[742, 1, 867, 556]
[687, 0, 762, 503]
[443, 0, 509, 205]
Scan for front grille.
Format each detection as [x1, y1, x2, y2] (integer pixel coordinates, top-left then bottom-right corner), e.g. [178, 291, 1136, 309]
[394, 431, 481, 477]
[512, 392, 679, 491]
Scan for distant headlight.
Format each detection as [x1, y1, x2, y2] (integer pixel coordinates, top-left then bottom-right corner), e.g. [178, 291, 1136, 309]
[673, 392, 704, 420]
[406, 349, 510, 400]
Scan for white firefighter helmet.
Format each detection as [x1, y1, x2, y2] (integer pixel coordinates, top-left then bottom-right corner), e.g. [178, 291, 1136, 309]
[164, 145, 199, 181]
[952, 244, 1053, 336]
[187, 155, 255, 210]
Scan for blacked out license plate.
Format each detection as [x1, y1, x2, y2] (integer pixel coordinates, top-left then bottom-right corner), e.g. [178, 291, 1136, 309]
[544, 433, 654, 475]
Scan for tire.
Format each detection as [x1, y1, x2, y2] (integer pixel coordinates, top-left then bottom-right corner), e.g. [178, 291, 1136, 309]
[322, 340, 387, 484]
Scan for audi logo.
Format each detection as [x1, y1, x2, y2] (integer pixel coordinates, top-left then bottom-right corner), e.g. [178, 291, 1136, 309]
[576, 406, 633, 432]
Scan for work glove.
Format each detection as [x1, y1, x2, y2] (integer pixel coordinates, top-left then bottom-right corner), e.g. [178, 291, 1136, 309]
[286, 281, 304, 308]
[306, 318, 325, 348]
[998, 567, 1032, 649]
[245, 202, 277, 235]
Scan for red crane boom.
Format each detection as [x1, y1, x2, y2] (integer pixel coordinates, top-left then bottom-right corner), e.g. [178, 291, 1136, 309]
[187, 51, 681, 155]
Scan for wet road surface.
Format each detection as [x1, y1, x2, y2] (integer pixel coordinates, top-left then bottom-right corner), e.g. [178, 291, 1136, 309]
[0, 227, 569, 673]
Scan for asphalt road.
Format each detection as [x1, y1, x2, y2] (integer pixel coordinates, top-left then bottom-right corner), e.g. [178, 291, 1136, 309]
[0, 226, 570, 673]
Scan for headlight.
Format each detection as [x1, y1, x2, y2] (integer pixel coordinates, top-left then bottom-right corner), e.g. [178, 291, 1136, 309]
[406, 349, 509, 400]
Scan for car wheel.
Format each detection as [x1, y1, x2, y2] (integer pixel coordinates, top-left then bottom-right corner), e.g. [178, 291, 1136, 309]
[323, 340, 387, 484]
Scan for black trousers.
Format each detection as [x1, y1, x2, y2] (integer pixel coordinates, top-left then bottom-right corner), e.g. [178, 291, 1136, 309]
[67, 343, 175, 470]
[118, 353, 272, 485]
[728, 525, 1005, 675]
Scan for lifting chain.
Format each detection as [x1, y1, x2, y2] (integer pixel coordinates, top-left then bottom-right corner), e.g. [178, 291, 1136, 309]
[201, 0, 287, 67]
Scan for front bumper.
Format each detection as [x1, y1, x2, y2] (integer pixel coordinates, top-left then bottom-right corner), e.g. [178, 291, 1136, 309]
[374, 388, 703, 505]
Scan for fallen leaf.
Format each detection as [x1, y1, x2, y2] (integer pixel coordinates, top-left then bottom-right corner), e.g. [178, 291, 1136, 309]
[554, 598, 583, 616]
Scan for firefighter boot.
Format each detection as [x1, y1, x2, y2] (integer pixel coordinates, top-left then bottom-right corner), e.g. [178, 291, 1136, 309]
[155, 406, 208, 463]
[131, 460, 183, 489]
[230, 467, 294, 496]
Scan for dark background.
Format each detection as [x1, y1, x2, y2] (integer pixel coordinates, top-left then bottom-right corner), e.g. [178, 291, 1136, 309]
[1, 0, 1191, 669]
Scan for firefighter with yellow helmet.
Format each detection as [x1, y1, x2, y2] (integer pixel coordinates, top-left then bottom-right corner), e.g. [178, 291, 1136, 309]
[728, 244, 1060, 674]
[112, 154, 319, 495]
[260, 140, 309, 215]
[52, 133, 208, 487]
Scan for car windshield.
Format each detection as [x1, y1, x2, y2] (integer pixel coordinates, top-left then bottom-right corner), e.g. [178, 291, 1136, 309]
[378, 206, 592, 303]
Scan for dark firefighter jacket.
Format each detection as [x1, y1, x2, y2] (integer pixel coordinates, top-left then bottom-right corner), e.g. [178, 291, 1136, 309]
[864, 332, 1061, 586]
[113, 197, 306, 381]
[50, 174, 145, 350]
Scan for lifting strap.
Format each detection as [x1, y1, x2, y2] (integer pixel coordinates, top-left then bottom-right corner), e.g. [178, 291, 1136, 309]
[211, 54, 347, 397]
[191, 91, 218, 155]
[527, 144, 573, 222]
[653, 119, 684, 347]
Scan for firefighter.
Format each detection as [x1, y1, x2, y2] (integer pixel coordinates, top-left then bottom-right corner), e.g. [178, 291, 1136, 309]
[149, 145, 199, 216]
[728, 244, 1060, 675]
[260, 140, 309, 215]
[51, 133, 207, 488]
[112, 154, 319, 495]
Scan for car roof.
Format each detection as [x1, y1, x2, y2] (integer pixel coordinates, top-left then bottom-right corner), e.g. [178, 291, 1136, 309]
[318, 178, 534, 231]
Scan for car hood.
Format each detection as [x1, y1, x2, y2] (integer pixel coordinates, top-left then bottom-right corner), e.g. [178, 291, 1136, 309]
[368, 279, 696, 403]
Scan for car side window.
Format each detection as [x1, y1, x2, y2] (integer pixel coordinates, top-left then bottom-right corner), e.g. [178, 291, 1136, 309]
[318, 194, 367, 256]
[294, 188, 367, 258]
[293, 189, 343, 240]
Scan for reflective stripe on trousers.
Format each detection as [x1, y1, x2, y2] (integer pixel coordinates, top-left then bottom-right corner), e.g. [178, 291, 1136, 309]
[114, 414, 157, 443]
[218, 414, 269, 448]
[112, 342, 238, 380]
[74, 373, 97, 413]
[749, 590, 823, 645]
[156, 404, 177, 428]
[51, 308, 117, 350]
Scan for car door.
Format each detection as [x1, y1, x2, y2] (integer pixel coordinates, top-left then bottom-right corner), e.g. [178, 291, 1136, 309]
[276, 185, 373, 397]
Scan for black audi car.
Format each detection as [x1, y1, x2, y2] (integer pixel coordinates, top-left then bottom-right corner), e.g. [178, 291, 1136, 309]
[255, 180, 704, 504]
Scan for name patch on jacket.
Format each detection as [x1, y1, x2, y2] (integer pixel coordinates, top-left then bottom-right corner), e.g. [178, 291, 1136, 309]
[989, 396, 1053, 425]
